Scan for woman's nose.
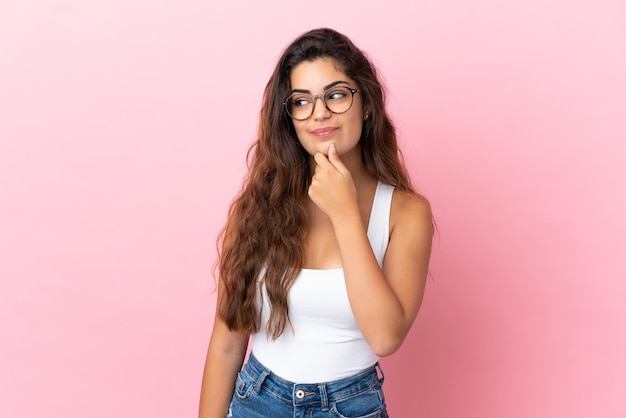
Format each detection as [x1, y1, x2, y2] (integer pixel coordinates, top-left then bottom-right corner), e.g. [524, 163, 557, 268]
[311, 96, 331, 120]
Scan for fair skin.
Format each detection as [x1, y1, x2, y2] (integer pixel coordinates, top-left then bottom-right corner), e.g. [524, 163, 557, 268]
[198, 58, 433, 418]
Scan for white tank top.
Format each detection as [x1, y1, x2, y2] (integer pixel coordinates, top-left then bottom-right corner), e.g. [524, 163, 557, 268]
[251, 182, 394, 383]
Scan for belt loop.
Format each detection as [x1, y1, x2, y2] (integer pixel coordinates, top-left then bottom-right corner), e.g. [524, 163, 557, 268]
[253, 368, 270, 395]
[318, 383, 329, 411]
[375, 362, 385, 383]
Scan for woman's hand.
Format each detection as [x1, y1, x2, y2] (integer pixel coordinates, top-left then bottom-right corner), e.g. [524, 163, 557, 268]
[308, 144, 358, 222]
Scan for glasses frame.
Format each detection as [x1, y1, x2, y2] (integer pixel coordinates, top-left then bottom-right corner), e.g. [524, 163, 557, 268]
[283, 86, 360, 121]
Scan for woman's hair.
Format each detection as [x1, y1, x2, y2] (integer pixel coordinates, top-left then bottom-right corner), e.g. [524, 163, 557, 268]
[217, 28, 415, 339]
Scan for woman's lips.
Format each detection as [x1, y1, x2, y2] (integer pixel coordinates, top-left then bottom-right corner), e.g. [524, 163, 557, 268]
[311, 127, 337, 138]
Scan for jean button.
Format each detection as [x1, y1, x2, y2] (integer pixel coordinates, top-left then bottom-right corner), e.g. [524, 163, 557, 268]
[295, 389, 305, 399]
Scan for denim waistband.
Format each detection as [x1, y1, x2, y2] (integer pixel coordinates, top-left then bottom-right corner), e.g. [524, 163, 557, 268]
[242, 353, 384, 408]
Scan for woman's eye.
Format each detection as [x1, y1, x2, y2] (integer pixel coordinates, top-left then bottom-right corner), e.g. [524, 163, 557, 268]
[327, 90, 347, 101]
[292, 97, 311, 107]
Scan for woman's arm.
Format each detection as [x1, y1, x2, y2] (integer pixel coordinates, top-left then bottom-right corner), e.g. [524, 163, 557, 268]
[308, 145, 433, 357]
[336, 189, 432, 356]
[198, 281, 249, 418]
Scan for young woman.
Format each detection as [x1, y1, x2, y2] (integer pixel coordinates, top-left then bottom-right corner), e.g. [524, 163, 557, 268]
[199, 28, 433, 418]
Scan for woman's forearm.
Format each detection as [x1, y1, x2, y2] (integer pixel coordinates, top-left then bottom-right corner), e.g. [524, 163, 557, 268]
[199, 323, 248, 418]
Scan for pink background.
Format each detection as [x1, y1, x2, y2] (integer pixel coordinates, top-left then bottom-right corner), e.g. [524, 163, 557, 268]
[1, 1, 625, 417]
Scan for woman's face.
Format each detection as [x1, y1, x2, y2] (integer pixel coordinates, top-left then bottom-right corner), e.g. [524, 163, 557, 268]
[288, 58, 365, 159]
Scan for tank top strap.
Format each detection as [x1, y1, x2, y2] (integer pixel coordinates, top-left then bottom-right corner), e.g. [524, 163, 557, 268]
[366, 181, 395, 267]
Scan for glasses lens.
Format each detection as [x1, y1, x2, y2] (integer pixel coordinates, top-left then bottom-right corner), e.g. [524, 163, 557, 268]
[286, 94, 313, 120]
[324, 86, 354, 114]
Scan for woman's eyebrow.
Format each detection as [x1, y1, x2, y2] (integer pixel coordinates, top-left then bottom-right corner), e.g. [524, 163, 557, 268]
[290, 80, 351, 94]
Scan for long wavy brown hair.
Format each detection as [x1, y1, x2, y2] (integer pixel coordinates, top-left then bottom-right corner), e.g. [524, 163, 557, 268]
[217, 28, 415, 339]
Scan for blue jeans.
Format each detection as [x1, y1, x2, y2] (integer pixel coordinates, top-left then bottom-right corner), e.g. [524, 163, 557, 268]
[227, 354, 388, 418]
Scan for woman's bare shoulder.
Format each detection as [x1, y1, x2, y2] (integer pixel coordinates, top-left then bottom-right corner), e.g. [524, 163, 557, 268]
[390, 189, 433, 231]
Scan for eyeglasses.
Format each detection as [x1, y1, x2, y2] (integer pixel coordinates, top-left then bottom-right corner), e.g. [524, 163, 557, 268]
[283, 86, 359, 121]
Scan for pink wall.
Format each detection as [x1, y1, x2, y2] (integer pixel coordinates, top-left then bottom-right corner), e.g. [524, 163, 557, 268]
[1, 1, 625, 417]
